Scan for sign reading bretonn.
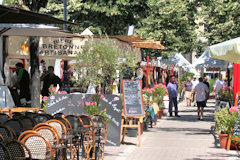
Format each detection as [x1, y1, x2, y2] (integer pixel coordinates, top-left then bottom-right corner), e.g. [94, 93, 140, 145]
[122, 80, 144, 117]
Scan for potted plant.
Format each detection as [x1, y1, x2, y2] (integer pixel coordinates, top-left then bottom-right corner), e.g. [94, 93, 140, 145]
[218, 86, 234, 106]
[84, 94, 110, 123]
[215, 107, 237, 149]
[152, 84, 168, 118]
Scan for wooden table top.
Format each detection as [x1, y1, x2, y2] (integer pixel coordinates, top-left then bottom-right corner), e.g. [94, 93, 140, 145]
[1, 107, 40, 113]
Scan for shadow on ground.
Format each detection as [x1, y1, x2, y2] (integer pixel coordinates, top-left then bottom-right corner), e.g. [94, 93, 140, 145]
[185, 151, 239, 160]
[164, 114, 214, 122]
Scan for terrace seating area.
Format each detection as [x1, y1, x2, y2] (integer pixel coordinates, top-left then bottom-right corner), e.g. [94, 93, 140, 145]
[0, 111, 108, 160]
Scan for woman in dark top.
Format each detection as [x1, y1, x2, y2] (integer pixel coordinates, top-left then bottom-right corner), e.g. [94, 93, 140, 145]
[41, 66, 62, 96]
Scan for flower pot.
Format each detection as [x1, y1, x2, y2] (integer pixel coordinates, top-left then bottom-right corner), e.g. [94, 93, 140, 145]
[157, 110, 163, 119]
[218, 134, 228, 149]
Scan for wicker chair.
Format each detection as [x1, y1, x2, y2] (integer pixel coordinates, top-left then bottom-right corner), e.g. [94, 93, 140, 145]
[34, 126, 59, 147]
[34, 125, 60, 158]
[18, 131, 40, 142]
[90, 115, 108, 160]
[79, 115, 95, 159]
[19, 116, 37, 131]
[0, 113, 9, 124]
[5, 139, 31, 160]
[4, 119, 24, 138]
[33, 114, 51, 124]
[45, 119, 67, 139]
[25, 112, 38, 118]
[55, 117, 72, 133]
[21, 134, 53, 160]
[12, 113, 24, 119]
[0, 125, 14, 140]
[0, 142, 12, 160]
[54, 113, 67, 118]
[0, 134, 3, 142]
[65, 115, 83, 130]
[65, 115, 83, 159]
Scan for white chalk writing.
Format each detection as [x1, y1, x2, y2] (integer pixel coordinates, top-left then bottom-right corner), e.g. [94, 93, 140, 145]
[47, 96, 68, 108]
[106, 139, 117, 146]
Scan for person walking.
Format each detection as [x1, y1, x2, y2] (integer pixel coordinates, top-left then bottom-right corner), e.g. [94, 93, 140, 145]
[167, 76, 180, 117]
[191, 76, 199, 106]
[192, 77, 209, 120]
[213, 74, 225, 98]
[184, 77, 193, 106]
[203, 76, 210, 89]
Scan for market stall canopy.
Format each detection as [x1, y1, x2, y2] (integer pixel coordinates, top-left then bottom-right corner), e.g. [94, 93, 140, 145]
[209, 37, 240, 64]
[132, 40, 165, 50]
[0, 27, 77, 37]
[0, 5, 74, 24]
[193, 47, 226, 69]
[79, 35, 165, 49]
[161, 53, 199, 75]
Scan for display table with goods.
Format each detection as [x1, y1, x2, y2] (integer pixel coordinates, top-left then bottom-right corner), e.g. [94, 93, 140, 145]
[218, 86, 234, 107]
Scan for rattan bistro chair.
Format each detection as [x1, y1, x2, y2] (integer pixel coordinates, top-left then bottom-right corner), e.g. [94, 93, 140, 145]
[19, 116, 37, 131]
[4, 119, 24, 138]
[0, 142, 12, 160]
[33, 114, 51, 124]
[0, 134, 3, 142]
[0, 113, 9, 124]
[21, 134, 53, 160]
[0, 125, 14, 140]
[46, 119, 67, 139]
[12, 113, 24, 119]
[79, 115, 95, 159]
[90, 115, 108, 160]
[5, 139, 31, 160]
[34, 126, 59, 147]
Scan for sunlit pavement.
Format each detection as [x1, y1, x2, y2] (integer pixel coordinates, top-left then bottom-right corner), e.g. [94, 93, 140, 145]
[104, 98, 239, 160]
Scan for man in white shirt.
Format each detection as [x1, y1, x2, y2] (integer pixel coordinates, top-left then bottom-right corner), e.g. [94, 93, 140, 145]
[192, 77, 209, 121]
[191, 76, 199, 106]
[213, 74, 225, 98]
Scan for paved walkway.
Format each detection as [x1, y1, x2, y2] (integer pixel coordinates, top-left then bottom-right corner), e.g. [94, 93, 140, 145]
[105, 99, 239, 160]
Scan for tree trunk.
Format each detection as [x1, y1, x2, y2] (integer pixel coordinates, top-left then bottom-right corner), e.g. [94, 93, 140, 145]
[30, 36, 40, 108]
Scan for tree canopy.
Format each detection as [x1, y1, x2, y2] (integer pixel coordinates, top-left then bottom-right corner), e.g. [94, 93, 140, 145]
[199, 0, 240, 45]
[3, 0, 239, 56]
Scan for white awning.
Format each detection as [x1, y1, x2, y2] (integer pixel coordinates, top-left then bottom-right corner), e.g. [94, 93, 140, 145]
[193, 47, 226, 68]
[209, 37, 240, 64]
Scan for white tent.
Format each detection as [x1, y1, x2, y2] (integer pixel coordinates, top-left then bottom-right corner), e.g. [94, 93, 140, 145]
[193, 47, 226, 69]
[209, 37, 240, 64]
[161, 53, 199, 75]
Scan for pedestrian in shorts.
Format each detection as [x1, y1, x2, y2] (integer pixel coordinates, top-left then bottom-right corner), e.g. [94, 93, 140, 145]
[192, 77, 209, 121]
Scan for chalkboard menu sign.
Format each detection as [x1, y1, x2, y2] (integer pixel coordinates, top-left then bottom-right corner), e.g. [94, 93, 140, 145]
[122, 80, 144, 117]
[46, 94, 122, 146]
